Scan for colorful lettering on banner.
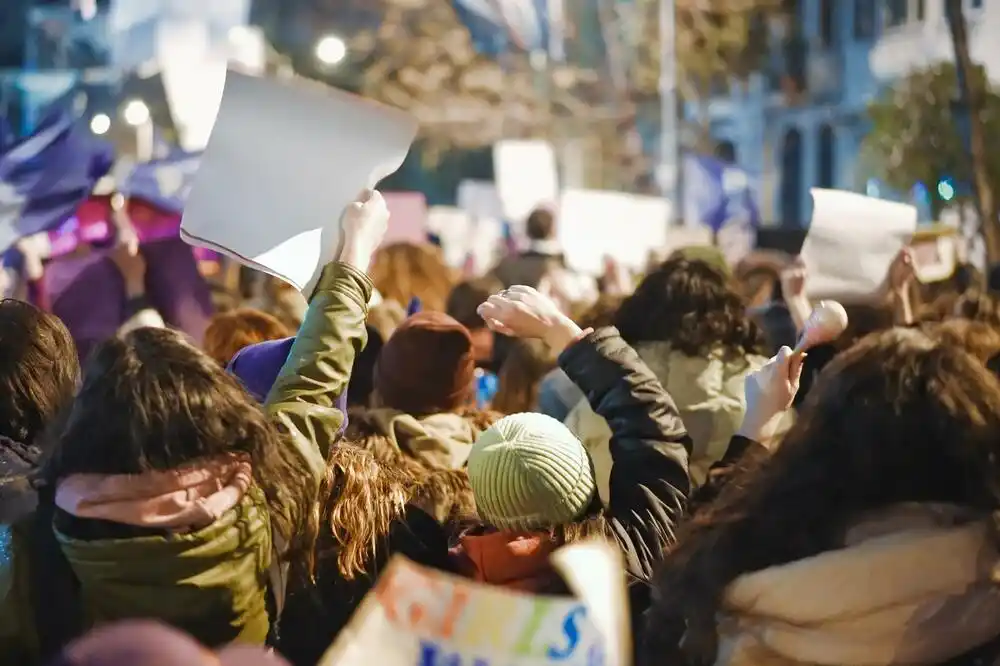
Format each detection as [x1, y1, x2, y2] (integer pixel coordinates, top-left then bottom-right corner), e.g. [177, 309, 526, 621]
[322, 557, 608, 666]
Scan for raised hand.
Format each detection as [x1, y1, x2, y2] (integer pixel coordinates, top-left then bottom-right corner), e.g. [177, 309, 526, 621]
[110, 243, 147, 297]
[337, 190, 390, 271]
[739, 346, 804, 444]
[885, 246, 916, 296]
[477, 285, 584, 354]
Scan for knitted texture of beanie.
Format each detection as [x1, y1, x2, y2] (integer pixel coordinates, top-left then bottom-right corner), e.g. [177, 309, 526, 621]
[468, 412, 596, 530]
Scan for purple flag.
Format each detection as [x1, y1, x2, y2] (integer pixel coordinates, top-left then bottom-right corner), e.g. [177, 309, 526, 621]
[44, 251, 124, 361]
[142, 238, 214, 345]
[44, 239, 214, 360]
[120, 151, 201, 215]
[0, 105, 113, 253]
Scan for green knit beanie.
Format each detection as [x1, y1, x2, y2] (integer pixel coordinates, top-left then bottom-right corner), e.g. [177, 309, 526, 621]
[468, 412, 596, 530]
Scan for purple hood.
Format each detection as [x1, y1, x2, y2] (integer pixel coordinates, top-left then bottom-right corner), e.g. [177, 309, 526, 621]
[228, 336, 349, 436]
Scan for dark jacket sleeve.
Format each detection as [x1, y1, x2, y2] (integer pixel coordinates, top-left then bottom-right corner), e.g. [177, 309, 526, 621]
[557, 326, 691, 583]
[264, 262, 372, 485]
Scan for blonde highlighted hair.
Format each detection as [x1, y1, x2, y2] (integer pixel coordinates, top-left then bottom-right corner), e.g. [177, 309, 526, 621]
[369, 243, 457, 313]
[318, 442, 473, 580]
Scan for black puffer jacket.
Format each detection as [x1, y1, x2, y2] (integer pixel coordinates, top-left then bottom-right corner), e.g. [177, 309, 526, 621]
[557, 326, 693, 643]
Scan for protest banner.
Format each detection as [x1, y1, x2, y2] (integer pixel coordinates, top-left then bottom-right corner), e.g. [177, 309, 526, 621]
[319, 541, 627, 666]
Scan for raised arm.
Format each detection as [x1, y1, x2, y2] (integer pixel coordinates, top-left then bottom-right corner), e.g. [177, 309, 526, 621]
[264, 191, 387, 482]
[558, 326, 692, 580]
[477, 285, 692, 581]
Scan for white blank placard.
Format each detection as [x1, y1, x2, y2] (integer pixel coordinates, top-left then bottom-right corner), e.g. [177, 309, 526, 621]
[180, 70, 417, 293]
[802, 188, 917, 297]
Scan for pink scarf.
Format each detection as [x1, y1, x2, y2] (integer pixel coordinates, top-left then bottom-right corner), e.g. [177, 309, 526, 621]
[55, 454, 253, 531]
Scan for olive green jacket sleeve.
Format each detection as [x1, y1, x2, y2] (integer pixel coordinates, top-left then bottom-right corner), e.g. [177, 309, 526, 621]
[264, 262, 373, 484]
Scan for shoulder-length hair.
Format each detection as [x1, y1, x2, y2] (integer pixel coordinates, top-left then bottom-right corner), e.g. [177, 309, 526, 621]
[0, 299, 78, 447]
[316, 443, 467, 580]
[43, 327, 316, 555]
[614, 256, 765, 358]
[644, 328, 1000, 665]
[203, 307, 292, 366]
[369, 243, 457, 313]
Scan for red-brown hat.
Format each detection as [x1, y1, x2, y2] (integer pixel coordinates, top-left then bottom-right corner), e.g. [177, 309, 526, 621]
[374, 311, 475, 415]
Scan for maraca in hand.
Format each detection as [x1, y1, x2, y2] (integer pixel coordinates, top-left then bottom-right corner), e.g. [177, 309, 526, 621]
[794, 300, 848, 354]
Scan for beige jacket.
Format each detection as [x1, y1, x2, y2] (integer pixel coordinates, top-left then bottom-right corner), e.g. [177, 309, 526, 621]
[565, 343, 788, 499]
[714, 503, 1000, 666]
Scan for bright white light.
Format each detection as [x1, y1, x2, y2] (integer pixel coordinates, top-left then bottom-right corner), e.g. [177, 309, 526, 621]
[74, 0, 97, 21]
[122, 99, 150, 126]
[938, 180, 956, 201]
[315, 35, 347, 66]
[89, 113, 110, 135]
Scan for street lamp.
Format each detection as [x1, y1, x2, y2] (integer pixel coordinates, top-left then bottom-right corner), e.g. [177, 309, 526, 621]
[122, 99, 153, 162]
[122, 99, 150, 126]
[314, 35, 347, 66]
[89, 113, 110, 135]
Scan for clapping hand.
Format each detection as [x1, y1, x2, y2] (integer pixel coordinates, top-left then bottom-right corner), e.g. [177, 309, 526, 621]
[477, 285, 585, 354]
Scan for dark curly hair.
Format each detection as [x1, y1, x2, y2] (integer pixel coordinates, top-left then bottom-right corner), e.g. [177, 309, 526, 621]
[614, 256, 764, 358]
[643, 328, 1000, 665]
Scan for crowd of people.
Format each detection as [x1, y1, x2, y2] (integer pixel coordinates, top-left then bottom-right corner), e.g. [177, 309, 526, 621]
[3, 189, 1000, 666]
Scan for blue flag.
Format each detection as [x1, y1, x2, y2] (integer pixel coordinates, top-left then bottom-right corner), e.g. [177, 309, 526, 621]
[0, 104, 113, 253]
[120, 150, 202, 215]
[453, 0, 560, 57]
[682, 153, 761, 233]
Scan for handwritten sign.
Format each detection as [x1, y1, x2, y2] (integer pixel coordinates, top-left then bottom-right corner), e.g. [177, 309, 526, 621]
[318, 555, 613, 666]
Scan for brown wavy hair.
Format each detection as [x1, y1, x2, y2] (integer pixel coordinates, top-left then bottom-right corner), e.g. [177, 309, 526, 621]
[0, 299, 78, 446]
[369, 243, 457, 313]
[202, 307, 293, 366]
[314, 444, 412, 579]
[44, 327, 317, 560]
[614, 256, 764, 358]
[644, 328, 1000, 665]
[927, 318, 1000, 363]
[341, 407, 500, 523]
[492, 340, 558, 414]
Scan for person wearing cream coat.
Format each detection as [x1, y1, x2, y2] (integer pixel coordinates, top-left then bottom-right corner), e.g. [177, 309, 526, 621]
[565, 342, 793, 497]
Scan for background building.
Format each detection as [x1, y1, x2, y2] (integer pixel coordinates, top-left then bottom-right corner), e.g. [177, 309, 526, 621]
[689, 0, 880, 227]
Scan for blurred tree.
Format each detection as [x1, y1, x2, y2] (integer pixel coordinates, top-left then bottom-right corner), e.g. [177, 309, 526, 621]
[944, 0, 1000, 262]
[627, 0, 780, 145]
[347, 0, 612, 155]
[863, 62, 1000, 221]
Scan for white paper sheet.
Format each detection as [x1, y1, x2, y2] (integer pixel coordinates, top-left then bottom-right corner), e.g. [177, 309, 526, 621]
[558, 188, 670, 276]
[801, 189, 918, 297]
[317, 543, 624, 666]
[180, 70, 417, 293]
[912, 235, 957, 283]
[494, 140, 559, 226]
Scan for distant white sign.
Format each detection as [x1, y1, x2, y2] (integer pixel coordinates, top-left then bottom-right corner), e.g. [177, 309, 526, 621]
[558, 189, 670, 276]
[494, 140, 559, 226]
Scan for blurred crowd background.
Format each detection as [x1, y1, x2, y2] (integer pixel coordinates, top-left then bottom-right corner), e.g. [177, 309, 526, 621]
[0, 0, 997, 255]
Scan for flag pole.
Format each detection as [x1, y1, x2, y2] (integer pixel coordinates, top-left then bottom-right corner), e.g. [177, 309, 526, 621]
[658, 0, 679, 225]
